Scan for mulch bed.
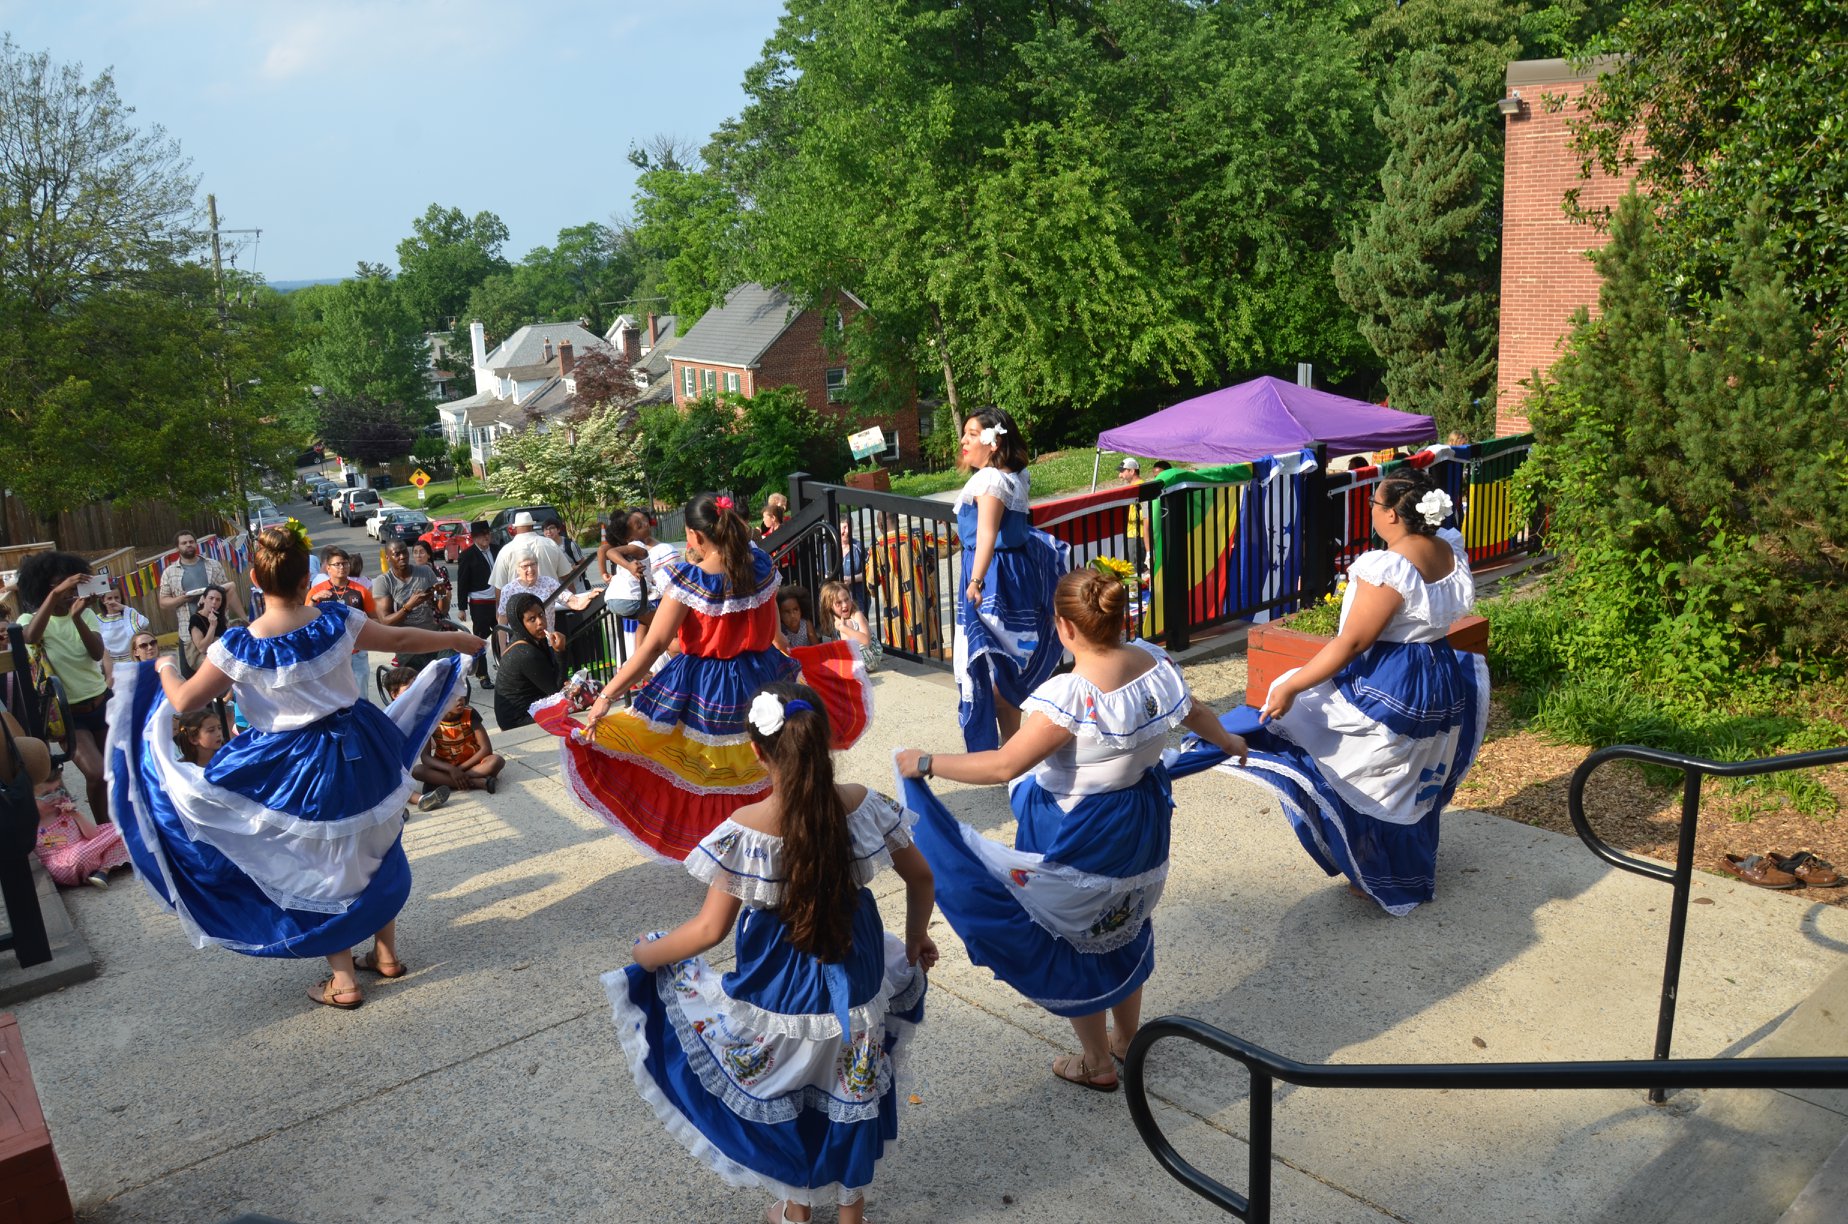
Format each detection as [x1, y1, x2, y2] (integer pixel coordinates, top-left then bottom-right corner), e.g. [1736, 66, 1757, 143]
[1457, 700, 1848, 907]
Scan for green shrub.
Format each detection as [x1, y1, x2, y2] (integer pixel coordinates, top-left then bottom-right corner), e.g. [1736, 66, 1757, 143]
[424, 492, 449, 510]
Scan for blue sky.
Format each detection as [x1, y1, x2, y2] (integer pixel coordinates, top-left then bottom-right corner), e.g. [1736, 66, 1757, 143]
[1, 1, 781, 281]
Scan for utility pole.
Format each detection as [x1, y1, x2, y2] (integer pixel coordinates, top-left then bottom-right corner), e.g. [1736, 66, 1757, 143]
[206, 194, 264, 538]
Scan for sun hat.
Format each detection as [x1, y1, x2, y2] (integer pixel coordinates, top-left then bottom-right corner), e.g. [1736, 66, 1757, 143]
[511, 511, 537, 529]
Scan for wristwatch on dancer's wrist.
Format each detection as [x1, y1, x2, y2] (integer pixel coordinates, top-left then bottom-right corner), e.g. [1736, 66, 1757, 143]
[918, 754, 933, 778]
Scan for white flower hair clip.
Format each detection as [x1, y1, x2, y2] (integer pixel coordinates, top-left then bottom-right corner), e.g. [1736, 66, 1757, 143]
[978, 423, 1008, 447]
[748, 692, 786, 736]
[1415, 489, 1453, 527]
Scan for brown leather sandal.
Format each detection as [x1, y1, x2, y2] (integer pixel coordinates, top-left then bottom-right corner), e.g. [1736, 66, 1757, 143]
[1719, 853, 1801, 889]
[1051, 1052, 1119, 1093]
[354, 949, 407, 978]
[309, 977, 364, 1009]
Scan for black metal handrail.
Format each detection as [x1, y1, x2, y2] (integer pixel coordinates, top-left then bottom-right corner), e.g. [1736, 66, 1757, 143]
[1124, 1016, 1848, 1223]
[1567, 741, 1848, 1101]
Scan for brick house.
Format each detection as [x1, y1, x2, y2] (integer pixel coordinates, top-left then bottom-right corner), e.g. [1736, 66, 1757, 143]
[667, 283, 920, 465]
[1495, 56, 1637, 434]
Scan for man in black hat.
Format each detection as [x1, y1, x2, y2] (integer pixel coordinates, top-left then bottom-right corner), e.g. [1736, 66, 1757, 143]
[456, 520, 497, 686]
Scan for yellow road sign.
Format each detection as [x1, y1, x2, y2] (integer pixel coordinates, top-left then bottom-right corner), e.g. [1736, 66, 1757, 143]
[410, 469, 431, 488]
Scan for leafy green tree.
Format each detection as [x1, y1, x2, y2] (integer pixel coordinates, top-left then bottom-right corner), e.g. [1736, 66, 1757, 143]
[316, 393, 417, 468]
[637, 397, 741, 504]
[448, 440, 473, 490]
[307, 266, 429, 410]
[394, 204, 510, 332]
[1335, 50, 1499, 438]
[515, 222, 640, 333]
[733, 387, 849, 505]
[488, 404, 646, 533]
[1572, 0, 1848, 346]
[1520, 195, 1848, 675]
[455, 271, 537, 349]
[629, 155, 743, 324]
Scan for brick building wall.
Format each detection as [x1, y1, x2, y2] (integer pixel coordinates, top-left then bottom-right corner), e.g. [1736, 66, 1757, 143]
[1495, 57, 1636, 435]
[669, 297, 922, 464]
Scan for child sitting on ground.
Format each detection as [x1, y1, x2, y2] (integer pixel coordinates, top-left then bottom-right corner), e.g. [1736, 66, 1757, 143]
[422, 686, 505, 794]
[818, 579, 881, 671]
[382, 665, 452, 811]
[778, 582, 818, 647]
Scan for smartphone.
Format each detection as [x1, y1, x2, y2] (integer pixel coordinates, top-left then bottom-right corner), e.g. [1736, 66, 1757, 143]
[77, 576, 112, 598]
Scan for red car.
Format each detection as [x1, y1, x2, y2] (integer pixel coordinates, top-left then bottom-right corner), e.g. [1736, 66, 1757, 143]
[420, 518, 469, 554]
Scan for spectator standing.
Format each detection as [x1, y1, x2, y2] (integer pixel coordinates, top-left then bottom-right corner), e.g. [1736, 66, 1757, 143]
[489, 511, 571, 587]
[18, 552, 112, 826]
[409, 540, 452, 619]
[496, 555, 564, 649]
[95, 590, 151, 663]
[377, 542, 448, 672]
[542, 519, 589, 590]
[157, 530, 244, 629]
[837, 516, 869, 612]
[184, 586, 229, 677]
[456, 521, 497, 689]
[1118, 458, 1150, 577]
[308, 548, 377, 700]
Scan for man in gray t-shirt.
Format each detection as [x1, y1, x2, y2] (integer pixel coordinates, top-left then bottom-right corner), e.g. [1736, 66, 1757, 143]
[378, 541, 447, 669]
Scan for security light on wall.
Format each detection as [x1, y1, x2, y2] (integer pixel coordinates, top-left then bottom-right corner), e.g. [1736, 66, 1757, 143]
[1496, 92, 1523, 116]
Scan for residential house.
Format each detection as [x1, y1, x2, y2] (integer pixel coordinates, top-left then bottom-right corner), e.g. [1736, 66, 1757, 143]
[607, 312, 680, 407]
[1495, 56, 1634, 434]
[439, 320, 614, 476]
[667, 284, 919, 463]
[424, 331, 463, 402]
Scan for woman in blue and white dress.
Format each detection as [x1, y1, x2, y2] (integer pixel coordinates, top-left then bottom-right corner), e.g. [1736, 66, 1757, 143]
[611, 682, 935, 1224]
[952, 408, 1068, 751]
[1239, 470, 1490, 915]
[106, 523, 484, 1010]
[899, 568, 1246, 1092]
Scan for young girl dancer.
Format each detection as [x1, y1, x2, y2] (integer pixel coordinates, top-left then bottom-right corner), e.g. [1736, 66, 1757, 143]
[899, 568, 1246, 1090]
[541, 493, 871, 861]
[952, 409, 1068, 750]
[610, 682, 935, 1224]
[107, 523, 482, 1010]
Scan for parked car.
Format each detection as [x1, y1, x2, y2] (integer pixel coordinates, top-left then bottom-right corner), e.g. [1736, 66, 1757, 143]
[421, 518, 469, 554]
[488, 505, 563, 552]
[250, 507, 291, 533]
[338, 488, 382, 526]
[378, 510, 431, 547]
[365, 505, 396, 539]
[320, 482, 352, 514]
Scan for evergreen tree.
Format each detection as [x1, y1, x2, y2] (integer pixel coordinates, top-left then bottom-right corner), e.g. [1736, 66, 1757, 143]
[1334, 49, 1499, 438]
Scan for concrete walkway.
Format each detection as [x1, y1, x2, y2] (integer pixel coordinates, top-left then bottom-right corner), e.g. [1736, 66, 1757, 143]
[13, 660, 1848, 1223]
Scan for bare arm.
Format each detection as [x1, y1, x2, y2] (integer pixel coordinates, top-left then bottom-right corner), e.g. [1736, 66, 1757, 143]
[1260, 580, 1402, 720]
[22, 575, 81, 646]
[888, 842, 939, 969]
[355, 619, 484, 658]
[895, 711, 1073, 785]
[71, 603, 105, 661]
[157, 574, 190, 613]
[632, 885, 742, 971]
[156, 656, 234, 715]
[583, 597, 690, 722]
[1182, 698, 1247, 764]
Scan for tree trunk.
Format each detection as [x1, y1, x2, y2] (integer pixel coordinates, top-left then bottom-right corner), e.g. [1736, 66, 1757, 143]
[931, 303, 961, 416]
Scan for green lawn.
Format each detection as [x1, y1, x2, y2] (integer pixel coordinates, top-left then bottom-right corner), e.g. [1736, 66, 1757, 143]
[887, 449, 1160, 500]
[383, 476, 516, 521]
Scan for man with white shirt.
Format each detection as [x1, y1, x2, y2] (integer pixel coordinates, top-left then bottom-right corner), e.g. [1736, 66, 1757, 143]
[489, 511, 572, 588]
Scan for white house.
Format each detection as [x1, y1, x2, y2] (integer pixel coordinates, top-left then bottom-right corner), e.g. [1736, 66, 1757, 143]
[438, 320, 614, 476]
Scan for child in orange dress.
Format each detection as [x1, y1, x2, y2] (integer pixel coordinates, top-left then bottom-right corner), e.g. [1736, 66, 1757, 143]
[417, 685, 504, 794]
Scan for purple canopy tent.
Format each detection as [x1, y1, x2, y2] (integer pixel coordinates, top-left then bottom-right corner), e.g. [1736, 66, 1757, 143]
[1095, 376, 1436, 473]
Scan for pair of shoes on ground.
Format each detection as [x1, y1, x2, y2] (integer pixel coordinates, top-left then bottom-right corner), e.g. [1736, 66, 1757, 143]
[1720, 850, 1844, 889]
[307, 946, 408, 1010]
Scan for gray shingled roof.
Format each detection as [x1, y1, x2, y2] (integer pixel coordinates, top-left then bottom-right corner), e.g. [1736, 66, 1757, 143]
[669, 285, 799, 367]
[481, 321, 608, 372]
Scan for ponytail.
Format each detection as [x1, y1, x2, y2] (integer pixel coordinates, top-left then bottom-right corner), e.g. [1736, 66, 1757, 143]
[686, 491, 757, 597]
[748, 681, 855, 962]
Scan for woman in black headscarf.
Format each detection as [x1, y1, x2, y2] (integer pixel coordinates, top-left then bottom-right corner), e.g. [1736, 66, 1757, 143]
[494, 593, 563, 731]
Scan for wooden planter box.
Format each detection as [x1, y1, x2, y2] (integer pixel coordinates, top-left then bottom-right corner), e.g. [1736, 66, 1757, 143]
[0, 1013, 74, 1224]
[844, 469, 891, 492]
[1246, 614, 1488, 708]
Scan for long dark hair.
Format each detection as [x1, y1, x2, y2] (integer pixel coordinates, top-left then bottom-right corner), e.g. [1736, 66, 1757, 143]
[965, 407, 1029, 473]
[748, 681, 855, 962]
[685, 491, 756, 598]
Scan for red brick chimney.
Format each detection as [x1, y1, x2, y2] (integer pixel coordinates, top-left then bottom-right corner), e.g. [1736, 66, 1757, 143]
[617, 322, 639, 364]
[557, 340, 575, 376]
[646, 313, 658, 350]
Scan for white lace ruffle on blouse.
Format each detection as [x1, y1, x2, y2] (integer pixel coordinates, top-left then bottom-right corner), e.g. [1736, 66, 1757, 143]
[1342, 528, 1475, 642]
[954, 465, 1031, 513]
[685, 790, 917, 908]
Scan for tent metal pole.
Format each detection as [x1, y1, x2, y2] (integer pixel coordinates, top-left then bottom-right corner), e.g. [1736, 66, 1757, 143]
[1090, 449, 1101, 492]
